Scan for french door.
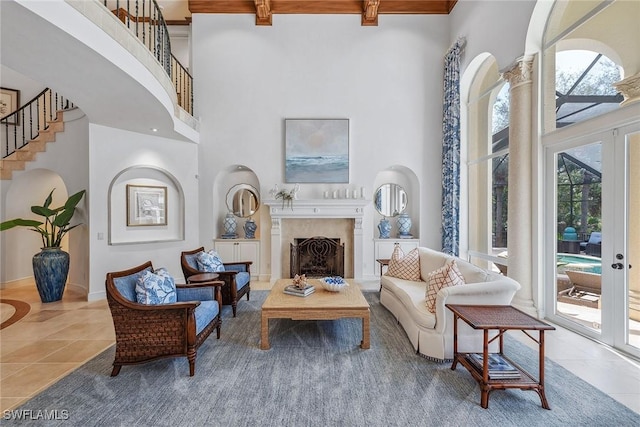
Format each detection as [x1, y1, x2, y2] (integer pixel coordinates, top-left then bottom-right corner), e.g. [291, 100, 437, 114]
[545, 120, 640, 359]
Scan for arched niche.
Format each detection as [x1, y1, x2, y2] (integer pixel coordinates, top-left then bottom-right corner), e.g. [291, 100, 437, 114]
[212, 165, 261, 238]
[108, 166, 184, 244]
[2, 169, 89, 296]
[2, 169, 69, 282]
[373, 166, 420, 238]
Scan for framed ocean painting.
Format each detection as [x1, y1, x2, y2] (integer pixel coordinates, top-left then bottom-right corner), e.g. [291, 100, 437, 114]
[285, 119, 349, 183]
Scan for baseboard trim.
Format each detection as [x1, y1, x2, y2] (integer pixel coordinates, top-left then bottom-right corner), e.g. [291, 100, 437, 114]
[0, 277, 34, 289]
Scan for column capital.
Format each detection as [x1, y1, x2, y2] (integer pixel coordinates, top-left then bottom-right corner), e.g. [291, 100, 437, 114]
[502, 56, 534, 88]
[613, 72, 640, 106]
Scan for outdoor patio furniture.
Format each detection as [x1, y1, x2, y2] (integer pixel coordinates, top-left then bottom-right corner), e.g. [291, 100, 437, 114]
[557, 270, 601, 308]
[583, 232, 602, 257]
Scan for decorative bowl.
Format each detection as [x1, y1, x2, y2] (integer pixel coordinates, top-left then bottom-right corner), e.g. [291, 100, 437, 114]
[320, 276, 348, 292]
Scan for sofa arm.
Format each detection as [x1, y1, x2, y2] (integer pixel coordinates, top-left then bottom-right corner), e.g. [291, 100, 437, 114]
[434, 278, 521, 335]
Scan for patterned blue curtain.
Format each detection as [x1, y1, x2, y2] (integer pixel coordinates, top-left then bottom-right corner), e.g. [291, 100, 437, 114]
[441, 38, 465, 256]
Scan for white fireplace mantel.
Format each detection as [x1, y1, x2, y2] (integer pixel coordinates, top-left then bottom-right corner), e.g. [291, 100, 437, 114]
[264, 199, 369, 282]
[264, 198, 369, 219]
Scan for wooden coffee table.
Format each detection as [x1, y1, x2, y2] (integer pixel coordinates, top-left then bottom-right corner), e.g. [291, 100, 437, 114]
[260, 279, 370, 350]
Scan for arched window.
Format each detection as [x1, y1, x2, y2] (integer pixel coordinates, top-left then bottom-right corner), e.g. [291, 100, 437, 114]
[466, 57, 510, 273]
[491, 84, 510, 253]
[555, 50, 622, 128]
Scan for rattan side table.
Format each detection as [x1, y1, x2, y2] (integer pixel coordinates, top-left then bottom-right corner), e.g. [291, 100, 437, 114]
[446, 304, 555, 410]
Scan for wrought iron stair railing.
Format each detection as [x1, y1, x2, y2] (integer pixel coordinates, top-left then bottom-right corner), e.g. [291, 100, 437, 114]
[104, 0, 193, 115]
[1, 88, 74, 160]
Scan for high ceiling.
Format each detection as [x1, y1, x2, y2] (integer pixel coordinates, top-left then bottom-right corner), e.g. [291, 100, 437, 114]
[160, 1, 458, 26]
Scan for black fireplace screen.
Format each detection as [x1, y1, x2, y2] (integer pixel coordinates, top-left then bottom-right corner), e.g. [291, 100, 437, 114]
[290, 237, 344, 278]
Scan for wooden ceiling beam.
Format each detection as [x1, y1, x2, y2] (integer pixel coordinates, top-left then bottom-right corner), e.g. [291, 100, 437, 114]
[255, 0, 272, 25]
[378, 0, 453, 14]
[271, 1, 361, 14]
[188, 1, 459, 20]
[190, 1, 254, 14]
[361, 0, 380, 26]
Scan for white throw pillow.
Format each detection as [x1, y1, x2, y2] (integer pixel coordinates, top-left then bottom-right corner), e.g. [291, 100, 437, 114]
[386, 245, 421, 281]
[135, 269, 177, 305]
[196, 250, 225, 272]
[456, 261, 489, 284]
[425, 259, 465, 313]
[418, 247, 452, 281]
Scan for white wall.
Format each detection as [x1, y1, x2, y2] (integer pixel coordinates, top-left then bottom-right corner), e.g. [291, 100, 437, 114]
[0, 109, 89, 292]
[0, 65, 46, 107]
[2, 170, 67, 282]
[88, 124, 200, 300]
[450, 0, 537, 71]
[192, 14, 449, 278]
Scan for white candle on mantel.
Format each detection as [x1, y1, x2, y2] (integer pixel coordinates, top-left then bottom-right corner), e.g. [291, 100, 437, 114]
[360, 187, 365, 199]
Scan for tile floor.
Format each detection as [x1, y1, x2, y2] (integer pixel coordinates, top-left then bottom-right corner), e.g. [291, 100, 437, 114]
[1, 279, 639, 415]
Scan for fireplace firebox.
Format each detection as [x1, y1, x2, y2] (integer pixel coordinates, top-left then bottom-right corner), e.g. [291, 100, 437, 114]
[290, 237, 344, 278]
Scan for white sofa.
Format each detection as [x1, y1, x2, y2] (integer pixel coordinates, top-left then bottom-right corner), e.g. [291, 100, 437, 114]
[380, 247, 521, 361]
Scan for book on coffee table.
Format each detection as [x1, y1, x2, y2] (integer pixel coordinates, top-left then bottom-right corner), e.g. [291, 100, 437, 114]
[283, 284, 315, 297]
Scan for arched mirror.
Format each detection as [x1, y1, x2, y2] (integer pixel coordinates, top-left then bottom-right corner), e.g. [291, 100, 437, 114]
[374, 183, 407, 217]
[226, 184, 260, 218]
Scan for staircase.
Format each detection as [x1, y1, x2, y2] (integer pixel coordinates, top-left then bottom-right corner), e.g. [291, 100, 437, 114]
[0, 111, 66, 180]
[0, 89, 73, 180]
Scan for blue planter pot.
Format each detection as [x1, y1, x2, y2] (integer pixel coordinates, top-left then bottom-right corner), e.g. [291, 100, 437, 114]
[32, 247, 69, 303]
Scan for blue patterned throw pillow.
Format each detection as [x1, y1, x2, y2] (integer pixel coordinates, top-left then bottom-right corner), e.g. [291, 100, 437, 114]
[196, 250, 225, 272]
[135, 269, 177, 304]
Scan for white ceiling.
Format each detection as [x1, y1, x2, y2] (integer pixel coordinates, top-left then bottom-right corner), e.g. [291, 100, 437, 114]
[0, 1, 192, 142]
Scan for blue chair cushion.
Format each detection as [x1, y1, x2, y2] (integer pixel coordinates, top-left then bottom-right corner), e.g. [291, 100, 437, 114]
[234, 271, 250, 290]
[135, 269, 177, 305]
[225, 263, 247, 273]
[194, 300, 219, 335]
[589, 232, 602, 244]
[196, 250, 225, 272]
[177, 286, 215, 302]
[184, 252, 200, 270]
[113, 266, 153, 302]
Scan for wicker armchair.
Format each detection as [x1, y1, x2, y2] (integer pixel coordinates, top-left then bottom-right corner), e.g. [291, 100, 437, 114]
[105, 261, 223, 377]
[180, 247, 252, 317]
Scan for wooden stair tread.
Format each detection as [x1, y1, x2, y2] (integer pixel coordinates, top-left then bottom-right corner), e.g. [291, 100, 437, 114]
[1, 111, 66, 180]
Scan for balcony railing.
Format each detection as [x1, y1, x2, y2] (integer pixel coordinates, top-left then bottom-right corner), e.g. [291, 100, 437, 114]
[1, 89, 74, 159]
[104, 0, 193, 115]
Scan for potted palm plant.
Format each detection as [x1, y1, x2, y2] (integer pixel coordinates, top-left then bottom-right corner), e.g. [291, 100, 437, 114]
[1, 188, 86, 302]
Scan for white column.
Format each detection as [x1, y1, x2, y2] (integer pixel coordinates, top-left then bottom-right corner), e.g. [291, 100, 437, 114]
[353, 218, 363, 280]
[503, 57, 536, 315]
[270, 217, 281, 283]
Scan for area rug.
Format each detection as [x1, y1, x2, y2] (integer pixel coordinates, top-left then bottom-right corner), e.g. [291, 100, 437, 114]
[12, 291, 639, 426]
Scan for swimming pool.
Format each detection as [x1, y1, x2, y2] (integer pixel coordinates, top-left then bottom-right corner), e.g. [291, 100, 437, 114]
[557, 254, 602, 274]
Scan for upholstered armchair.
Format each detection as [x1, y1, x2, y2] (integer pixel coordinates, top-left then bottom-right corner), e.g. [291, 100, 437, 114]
[105, 261, 223, 377]
[180, 246, 251, 317]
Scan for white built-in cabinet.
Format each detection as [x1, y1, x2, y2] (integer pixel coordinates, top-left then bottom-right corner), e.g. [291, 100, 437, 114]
[373, 238, 419, 277]
[214, 239, 260, 279]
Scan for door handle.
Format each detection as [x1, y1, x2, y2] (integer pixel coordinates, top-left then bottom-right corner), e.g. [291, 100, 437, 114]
[611, 263, 624, 269]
